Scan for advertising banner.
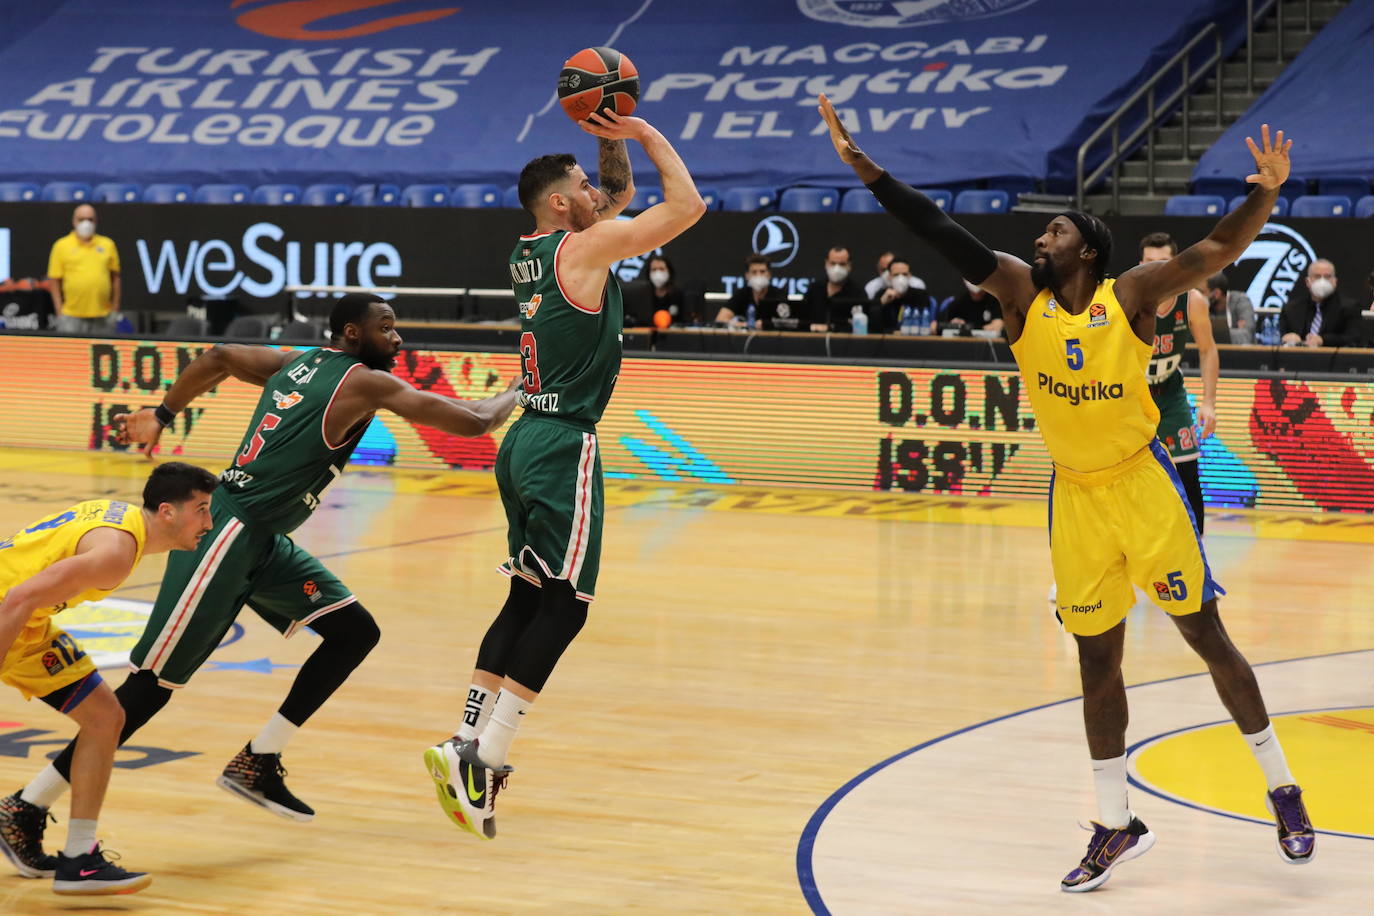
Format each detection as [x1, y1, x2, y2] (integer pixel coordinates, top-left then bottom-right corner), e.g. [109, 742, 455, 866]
[3, 335, 1373, 513]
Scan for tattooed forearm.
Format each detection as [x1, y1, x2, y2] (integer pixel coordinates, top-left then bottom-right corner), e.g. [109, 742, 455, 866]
[597, 137, 631, 210]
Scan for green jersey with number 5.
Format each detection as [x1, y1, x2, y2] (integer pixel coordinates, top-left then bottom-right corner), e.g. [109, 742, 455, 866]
[218, 347, 371, 534]
[508, 230, 623, 424]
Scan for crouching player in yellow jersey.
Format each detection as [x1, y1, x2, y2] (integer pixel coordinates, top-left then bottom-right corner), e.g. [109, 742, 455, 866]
[819, 99, 1315, 891]
[0, 462, 216, 895]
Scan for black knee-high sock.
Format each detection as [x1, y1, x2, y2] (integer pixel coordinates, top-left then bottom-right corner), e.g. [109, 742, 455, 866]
[52, 670, 173, 781]
[505, 580, 588, 694]
[276, 602, 380, 727]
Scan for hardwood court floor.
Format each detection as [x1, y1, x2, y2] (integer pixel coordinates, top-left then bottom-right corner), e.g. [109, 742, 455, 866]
[0, 446, 1371, 915]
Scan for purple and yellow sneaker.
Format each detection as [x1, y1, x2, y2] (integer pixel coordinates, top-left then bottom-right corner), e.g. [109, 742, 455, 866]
[1265, 784, 1315, 864]
[1060, 816, 1155, 893]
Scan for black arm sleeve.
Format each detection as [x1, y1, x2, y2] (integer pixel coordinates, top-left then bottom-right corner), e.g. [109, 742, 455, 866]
[866, 172, 998, 285]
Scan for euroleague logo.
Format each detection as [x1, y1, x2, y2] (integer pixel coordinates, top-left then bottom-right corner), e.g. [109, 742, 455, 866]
[797, 0, 1039, 28]
[233, 0, 458, 41]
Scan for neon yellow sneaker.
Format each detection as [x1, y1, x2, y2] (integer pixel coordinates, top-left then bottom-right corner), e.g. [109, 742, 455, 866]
[422, 739, 511, 839]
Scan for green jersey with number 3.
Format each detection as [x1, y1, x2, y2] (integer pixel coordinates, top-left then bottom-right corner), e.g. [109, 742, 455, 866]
[508, 230, 623, 424]
[218, 347, 371, 534]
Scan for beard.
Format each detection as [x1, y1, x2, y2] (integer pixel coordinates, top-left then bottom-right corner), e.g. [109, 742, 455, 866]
[359, 341, 397, 371]
[1029, 257, 1058, 291]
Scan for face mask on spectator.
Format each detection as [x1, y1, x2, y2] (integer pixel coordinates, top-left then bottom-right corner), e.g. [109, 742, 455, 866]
[747, 274, 771, 293]
[1310, 278, 1334, 301]
[649, 270, 670, 288]
[890, 275, 912, 295]
[75, 219, 95, 240]
[880, 269, 891, 288]
[826, 264, 850, 284]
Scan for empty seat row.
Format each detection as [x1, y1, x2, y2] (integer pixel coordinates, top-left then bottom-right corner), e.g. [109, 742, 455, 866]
[1192, 175, 1373, 202]
[1166, 194, 1374, 218]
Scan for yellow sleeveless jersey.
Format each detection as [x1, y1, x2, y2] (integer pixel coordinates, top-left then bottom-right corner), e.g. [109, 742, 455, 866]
[0, 499, 146, 659]
[1010, 279, 1159, 473]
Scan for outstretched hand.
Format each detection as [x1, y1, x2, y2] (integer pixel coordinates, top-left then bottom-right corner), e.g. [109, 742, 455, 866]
[113, 407, 163, 460]
[1244, 124, 1292, 190]
[577, 110, 649, 142]
[817, 94, 863, 165]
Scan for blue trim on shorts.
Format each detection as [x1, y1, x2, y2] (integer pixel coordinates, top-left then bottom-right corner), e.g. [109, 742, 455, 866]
[39, 671, 105, 714]
[1148, 439, 1224, 602]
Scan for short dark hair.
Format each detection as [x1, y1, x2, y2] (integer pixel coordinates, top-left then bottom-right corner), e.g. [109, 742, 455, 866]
[1207, 272, 1229, 293]
[1139, 231, 1178, 257]
[518, 153, 578, 214]
[887, 255, 912, 272]
[143, 461, 218, 510]
[745, 253, 770, 270]
[329, 293, 385, 339]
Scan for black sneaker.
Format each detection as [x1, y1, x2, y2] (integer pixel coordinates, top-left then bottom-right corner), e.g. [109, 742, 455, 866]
[216, 743, 315, 822]
[52, 844, 151, 896]
[0, 790, 59, 878]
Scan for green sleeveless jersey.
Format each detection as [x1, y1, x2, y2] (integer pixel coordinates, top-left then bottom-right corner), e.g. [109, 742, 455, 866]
[217, 348, 371, 534]
[509, 229, 623, 425]
[1147, 294, 1191, 404]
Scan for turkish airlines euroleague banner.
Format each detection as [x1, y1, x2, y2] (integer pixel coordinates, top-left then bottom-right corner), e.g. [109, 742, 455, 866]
[0, 0, 1243, 189]
[3, 335, 1374, 514]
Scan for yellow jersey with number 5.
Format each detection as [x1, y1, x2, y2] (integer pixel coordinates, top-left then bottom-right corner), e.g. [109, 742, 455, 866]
[1010, 279, 1159, 473]
[0, 500, 146, 662]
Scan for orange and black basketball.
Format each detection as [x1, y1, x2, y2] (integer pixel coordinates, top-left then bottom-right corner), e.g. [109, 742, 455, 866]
[557, 47, 639, 122]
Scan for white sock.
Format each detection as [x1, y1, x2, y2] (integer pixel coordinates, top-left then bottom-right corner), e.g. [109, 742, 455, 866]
[456, 684, 495, 742]
[21, 764, 70, 810]
[1242, 724, 1295, 790]
[477, 690, 532, 768]
[62, 819, 98, 858]
[1091, 754, 1131, 828]
[250, 713, 299, 755]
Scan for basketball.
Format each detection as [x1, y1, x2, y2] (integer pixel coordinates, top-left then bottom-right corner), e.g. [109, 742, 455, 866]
[557, 47, 639, 122]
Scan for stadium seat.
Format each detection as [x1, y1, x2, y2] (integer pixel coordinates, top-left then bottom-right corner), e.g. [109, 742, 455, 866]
[1163, 195, 1226, 216]
[451, 183, 503, 208]
[352, 184, 399, 206]
[952, 190, 1009, 214]
[402, 184, 450, 207]
[1356, 195, 1374, 219]
[164, 316, 208, 337]
[1316, 175, 1371, 200]
[0, 182, 40, 202]
[627, 185, 663, 211]
[1277, 175, 1309, 201]
[722, 187, 777, 212]
[93, 182, 141, 203]
[40, 182, 92, 202]
[302, 184, 351, 206]
[1289, 195, 1352, 218]
[224, 316, 268, 339]
[278, 320, 324, 342]
[919, 189, 954, 211]
[253, 184, 301, 205]
[841, 188, 884, 213]
[143, 183, 194, 204]
[194, 184, 251, 204]
[502, 185, 522, 208]
[698, 187, 721, 210]
[1192, 176, 1247, 199]
[986, 176, 1037, 195]
[1228, 194, 1289, 218]
[778, 187, 839, 213]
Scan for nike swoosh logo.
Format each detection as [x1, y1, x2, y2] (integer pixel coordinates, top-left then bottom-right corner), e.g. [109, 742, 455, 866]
[80, 868, 101, 877]
[1255, 736, 1272, 747]
[466, 765, 485, 804]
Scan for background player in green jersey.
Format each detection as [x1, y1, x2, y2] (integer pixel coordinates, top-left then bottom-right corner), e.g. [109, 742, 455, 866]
[1139, 232, 1220, 532]
[0, 294, 519, 873]
[424, 110, 706, 839]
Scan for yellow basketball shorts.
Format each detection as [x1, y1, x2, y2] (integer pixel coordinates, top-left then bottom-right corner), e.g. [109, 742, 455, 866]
[1, 622, 98, 702]
[1049, 440, 1222, 637]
